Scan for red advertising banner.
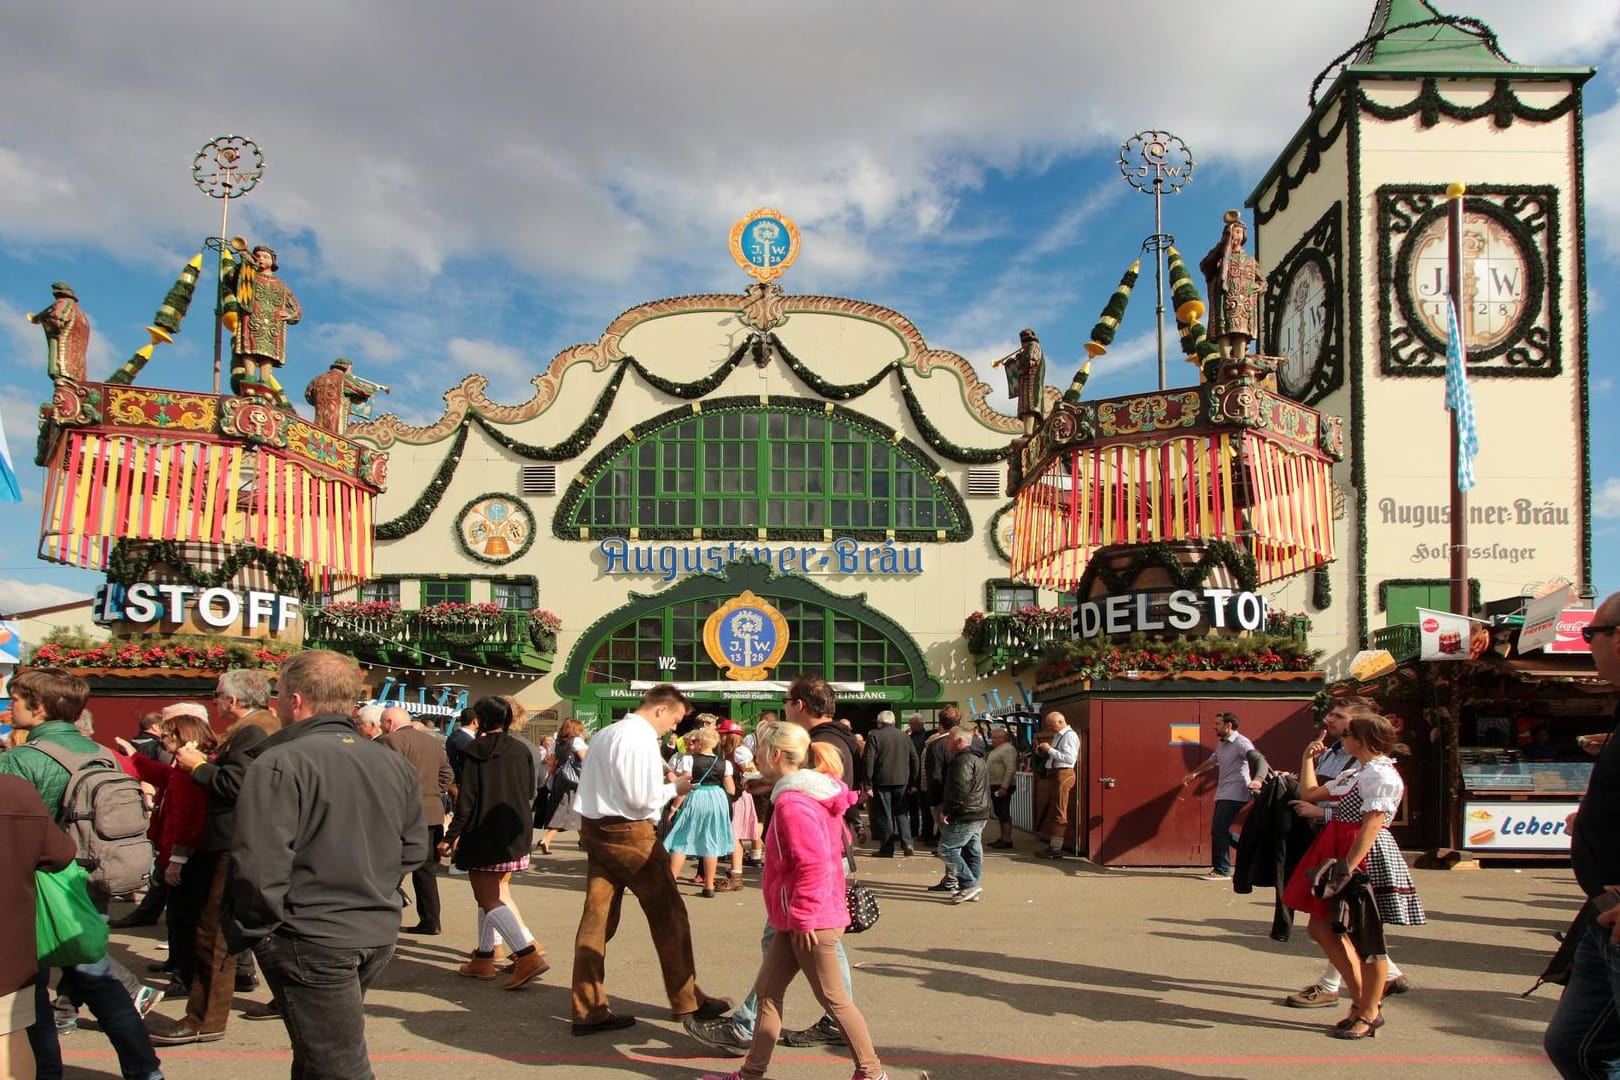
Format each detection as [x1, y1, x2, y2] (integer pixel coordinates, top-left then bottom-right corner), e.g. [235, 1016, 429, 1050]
[1548, 609, 1595, 654]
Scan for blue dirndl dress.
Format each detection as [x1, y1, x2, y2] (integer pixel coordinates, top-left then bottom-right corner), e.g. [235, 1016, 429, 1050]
[664, 753, 735, 858]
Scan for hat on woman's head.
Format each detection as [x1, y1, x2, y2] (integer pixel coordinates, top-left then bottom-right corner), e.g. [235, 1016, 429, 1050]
[716, 719, 743, 735]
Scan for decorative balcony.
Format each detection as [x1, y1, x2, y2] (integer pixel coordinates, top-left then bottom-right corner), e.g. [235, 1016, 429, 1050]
[1370, 623, 1421, 664]
[303, 602, 557, 672]
[963, 607, 1073, 677]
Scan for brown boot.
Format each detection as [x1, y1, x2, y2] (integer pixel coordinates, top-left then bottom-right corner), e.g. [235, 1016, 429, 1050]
[504, 948, 549, 990]
[458, 952, 500, 980]
[725, 871, 744, 892]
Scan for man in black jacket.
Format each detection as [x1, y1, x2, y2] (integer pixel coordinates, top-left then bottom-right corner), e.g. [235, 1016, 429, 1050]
[863, 710, 919, 857]
[939, 727, 991, 904]
[922, 708, 959, 844]
[224, 649, 428, 1080]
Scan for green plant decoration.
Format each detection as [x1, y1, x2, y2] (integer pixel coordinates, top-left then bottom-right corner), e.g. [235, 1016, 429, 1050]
[1085, 260, 1140, 358]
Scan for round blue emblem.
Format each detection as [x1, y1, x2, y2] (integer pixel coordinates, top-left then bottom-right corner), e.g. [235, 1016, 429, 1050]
[719, 607, 778, 669]
[741, 217, 792, 271]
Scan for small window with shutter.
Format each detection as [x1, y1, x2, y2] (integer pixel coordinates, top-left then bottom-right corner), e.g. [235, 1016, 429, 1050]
[519, 465, 557, 496]
[966, 468, 1002, 498]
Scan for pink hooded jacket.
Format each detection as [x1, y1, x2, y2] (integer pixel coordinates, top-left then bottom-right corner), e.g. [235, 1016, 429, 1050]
[761, 767, 859, 932]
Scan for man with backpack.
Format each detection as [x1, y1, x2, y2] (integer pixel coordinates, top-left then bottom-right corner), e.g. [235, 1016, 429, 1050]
[2, 666, 165, 1080]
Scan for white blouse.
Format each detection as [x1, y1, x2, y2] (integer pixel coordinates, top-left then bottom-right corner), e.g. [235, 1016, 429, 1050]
[1354, 756, 1404, 816]
[675, 753, 734, 779]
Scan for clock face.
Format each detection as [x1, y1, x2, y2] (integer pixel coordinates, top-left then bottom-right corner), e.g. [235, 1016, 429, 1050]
[1276, 258, 1330, 399]
[1405, 211, 1530, 350]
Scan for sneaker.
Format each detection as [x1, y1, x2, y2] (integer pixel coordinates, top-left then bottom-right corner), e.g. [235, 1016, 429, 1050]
[901, 846, 917, 857]
[781, 1015, 847, 1047]
[448, 866, 468, 877]
[133, 985, 165, 1019]
[951, 886, 984, 905]
[1198, 872, 1231, 881]
[1034, 849, 1066, 860]
[160, 976, 188, 999]
[1284, 984, 1340, 1008]
[926, 877, 959, 893]
[684, 1016, 749, 1056]
[53, 1016, 76, 1036]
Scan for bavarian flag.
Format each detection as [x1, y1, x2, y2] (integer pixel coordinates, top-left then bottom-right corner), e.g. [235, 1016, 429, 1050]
[1445, 298, 1479, 492]
[0, 408, 19, 503]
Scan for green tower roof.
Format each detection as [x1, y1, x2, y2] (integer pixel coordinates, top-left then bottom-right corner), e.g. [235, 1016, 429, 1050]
[1348, 0, 1520, 72]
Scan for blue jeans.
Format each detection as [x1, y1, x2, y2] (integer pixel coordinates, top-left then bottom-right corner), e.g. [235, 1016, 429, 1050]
[1210, 799, 1246, 875]
[732, 921, 852, 1037]
[29, 959, 163, 1080]
[254, 933, 394, 1080]
[938, 820, 985, 890]
[1546, 922, 1620, 1078]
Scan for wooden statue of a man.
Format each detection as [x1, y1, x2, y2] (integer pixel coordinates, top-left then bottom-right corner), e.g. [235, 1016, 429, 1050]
[1003, 328, 1046, 436]
[28, 281, 91, 381]
[1198, 210, 1264, 360]
[304, 358, 375, 435]
[226, 244, 301, 392]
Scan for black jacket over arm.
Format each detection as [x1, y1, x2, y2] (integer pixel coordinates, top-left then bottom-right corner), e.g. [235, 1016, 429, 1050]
[1234, 772, 1316, 942]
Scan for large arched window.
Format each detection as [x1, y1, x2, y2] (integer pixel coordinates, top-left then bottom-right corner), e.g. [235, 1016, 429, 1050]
[586, 595, 912, 686]
[556, 398, 970, 540]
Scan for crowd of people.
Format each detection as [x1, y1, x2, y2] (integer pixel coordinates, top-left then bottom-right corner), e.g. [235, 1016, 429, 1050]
[6, 613, 1620, 1076]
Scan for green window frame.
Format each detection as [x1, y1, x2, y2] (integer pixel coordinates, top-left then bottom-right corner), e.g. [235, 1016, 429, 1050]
[559, 399, 969, 541]
[585, 596, 911, 686]
[420, 579, 471, 606]
[492, 581, 536, 610]
[1378, 578, 1482, 625]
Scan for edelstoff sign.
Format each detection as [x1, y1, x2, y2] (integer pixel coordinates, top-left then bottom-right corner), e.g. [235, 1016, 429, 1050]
[1463, 800, 1576, 851]
[95, 583, 300, 633]
[1072, 588, 1269, 639]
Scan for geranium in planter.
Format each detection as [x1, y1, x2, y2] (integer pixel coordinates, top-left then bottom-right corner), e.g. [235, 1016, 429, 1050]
[528, 609, 562, 651]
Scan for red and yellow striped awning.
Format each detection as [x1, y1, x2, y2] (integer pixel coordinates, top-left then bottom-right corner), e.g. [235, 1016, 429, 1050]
[1010, 430, 1335, 591]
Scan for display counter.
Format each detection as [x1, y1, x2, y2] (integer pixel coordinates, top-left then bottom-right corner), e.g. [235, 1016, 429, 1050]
[1461, 748, 1589, 852]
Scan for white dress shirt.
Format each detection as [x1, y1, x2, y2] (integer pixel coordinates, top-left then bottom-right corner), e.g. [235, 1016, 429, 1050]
[573, 712, 676, 822]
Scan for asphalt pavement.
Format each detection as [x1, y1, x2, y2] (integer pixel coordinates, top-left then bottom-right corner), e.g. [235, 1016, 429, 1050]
[63, 840, 1575, 1079]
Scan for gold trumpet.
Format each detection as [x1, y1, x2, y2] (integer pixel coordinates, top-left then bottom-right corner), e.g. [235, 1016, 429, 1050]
[990, 349, 1019, 369]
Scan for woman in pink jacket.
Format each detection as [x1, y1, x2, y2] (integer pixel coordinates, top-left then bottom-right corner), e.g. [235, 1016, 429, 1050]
[704, 720, 887, 1080]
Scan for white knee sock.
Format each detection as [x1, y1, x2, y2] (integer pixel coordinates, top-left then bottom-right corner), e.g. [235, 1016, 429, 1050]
[476, 908, 499, 953]
[1318, 964, 1341, 992]
[486, 903, 534, 950]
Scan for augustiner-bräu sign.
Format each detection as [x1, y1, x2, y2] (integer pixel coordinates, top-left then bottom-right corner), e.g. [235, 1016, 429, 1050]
[1073, 588, 1269, 639]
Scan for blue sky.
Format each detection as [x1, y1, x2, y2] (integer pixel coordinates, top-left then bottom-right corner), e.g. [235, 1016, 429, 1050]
[2, 1, 1619, 617]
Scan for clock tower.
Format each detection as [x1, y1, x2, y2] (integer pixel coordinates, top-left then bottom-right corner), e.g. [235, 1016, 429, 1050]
[1247, 0, 1594, 660]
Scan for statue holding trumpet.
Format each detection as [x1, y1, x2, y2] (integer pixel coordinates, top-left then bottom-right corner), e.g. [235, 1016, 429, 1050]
[993, 328, 1046, 436]
[305, 358, 387, 435]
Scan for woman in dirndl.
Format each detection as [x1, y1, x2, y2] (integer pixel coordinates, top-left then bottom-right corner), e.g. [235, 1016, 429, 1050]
[1283, 706, 1425, 1040]
[665, 724, 736, 897]
[441, 696, 549, 990]
[718, 721, 761, 891]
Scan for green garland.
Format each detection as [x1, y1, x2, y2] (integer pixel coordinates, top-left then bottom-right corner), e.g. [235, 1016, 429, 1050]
[469, 364, 629, 459]
[1349, 103, 1369, 648]
[988, 501, 1015, 562]
[1575, 97, 1593, 586]
[1072, 540, 1260, 599]
[1378, 184, 1558, 377]
[105, 540, 312, 597]
[453, 493, 537, 565]
[553, 395, 972, 542]
[771, 335, 1010, 463]
[1033, 631, 1322, 688]
[1254, 76, 1579, 227]
[374, 424, 469, 540]
[1312, 566, 1332, 610]
[630, 340, 751, 399]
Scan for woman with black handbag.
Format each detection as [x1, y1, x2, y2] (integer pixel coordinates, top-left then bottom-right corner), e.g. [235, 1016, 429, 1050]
[536, 718, 587, 857]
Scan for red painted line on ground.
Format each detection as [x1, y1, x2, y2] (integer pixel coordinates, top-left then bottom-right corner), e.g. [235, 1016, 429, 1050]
[66, 1049, 1548, 1066]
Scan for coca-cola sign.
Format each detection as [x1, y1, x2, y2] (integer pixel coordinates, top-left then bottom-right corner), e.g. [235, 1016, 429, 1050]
[1549, 609, 1595, 654]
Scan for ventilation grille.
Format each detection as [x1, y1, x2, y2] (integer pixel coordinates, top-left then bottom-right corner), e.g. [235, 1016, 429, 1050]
[519, 465, 557, 496]
[966, 468, 1003, 498]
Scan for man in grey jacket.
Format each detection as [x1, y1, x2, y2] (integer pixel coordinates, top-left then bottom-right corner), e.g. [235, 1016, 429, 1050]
[938, 728, 991, 904]
[862, 710, 919, 857]
[225, 650, 428, 1079]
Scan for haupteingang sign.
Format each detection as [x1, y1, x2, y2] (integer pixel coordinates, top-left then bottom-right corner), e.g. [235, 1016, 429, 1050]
[1072, 588, 1269, 639]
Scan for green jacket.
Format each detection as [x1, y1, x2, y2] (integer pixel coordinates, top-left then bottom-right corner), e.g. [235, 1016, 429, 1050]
[0, 721, 105, 817]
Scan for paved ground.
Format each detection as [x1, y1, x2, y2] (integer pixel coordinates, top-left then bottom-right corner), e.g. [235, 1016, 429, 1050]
[61, 841, 1576, 1079]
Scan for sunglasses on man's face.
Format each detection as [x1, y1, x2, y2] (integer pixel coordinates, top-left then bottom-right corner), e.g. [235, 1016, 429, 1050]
[1581, 624, 1619, 644]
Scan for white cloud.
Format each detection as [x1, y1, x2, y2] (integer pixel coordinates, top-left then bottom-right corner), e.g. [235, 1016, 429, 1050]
[1595, 477, 1620, 518]
[1, 2, 1609, 298]
[0, 578, 88, 615]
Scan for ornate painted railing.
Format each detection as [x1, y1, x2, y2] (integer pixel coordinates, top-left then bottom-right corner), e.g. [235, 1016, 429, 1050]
[303, 607, 554, 672]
